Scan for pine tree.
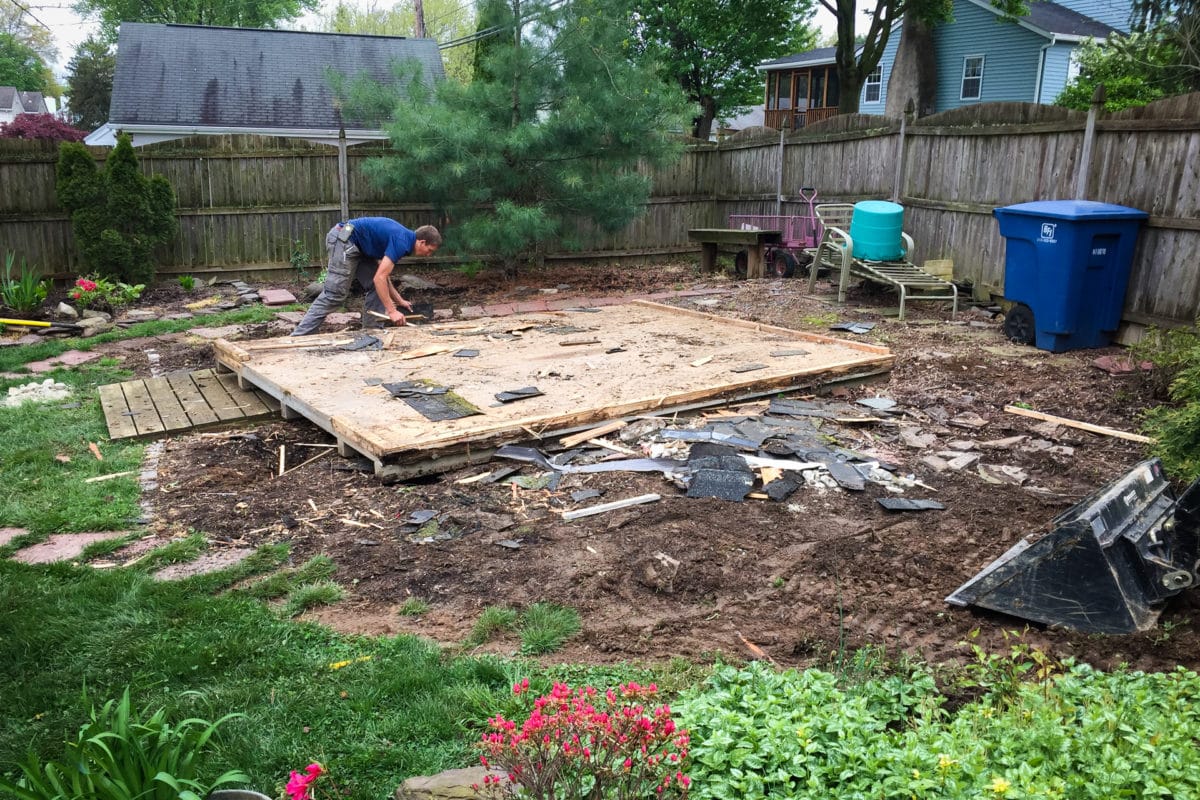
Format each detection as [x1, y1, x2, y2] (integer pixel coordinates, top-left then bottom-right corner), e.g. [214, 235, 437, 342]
[358, 0, 690, 275]
[56, 133, 177, 284]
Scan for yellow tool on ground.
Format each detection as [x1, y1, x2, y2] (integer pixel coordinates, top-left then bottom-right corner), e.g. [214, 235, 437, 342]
[0, 317, 84, 333]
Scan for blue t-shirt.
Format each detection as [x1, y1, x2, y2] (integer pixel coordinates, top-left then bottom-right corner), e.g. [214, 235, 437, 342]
[349, 217, 416, 263]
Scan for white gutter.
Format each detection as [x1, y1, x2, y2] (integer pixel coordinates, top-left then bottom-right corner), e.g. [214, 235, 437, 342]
[1033, 37, 1054, 103]
[85, 123, 389, 147]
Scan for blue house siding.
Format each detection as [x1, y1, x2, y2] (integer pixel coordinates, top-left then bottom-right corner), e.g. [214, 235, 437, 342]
[1052, 0, 1131, 32]
[859, 28, 902, 114]
[1038, 42, 1079, 102]
[934, 0, 1048, 110]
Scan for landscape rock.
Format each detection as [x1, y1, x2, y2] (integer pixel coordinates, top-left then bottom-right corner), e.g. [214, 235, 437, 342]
[921, 455, 949, 472]
[56, 302, 79, 318]
[77, 316, 115, 336]
[120, 309, 159, 322]
[399, 273, 440, 291]
[304, 281, 324, 300]
[948, 411, 988, 429]
[4, 378, 71, 407]
[945, 452, 981, 471]
[394, 767, 493, 800]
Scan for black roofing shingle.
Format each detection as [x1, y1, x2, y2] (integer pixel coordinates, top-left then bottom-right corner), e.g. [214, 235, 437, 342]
[109, 23, 446, 131]
[0, 87, 47, 113]
[1025, 1, 1117, 37]
[759, 46, 838, 69]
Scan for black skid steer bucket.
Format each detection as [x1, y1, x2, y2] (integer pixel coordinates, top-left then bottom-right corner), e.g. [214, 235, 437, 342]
[947, 459, 1200, 634]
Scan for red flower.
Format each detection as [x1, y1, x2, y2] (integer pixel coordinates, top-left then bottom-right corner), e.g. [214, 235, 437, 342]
[75, 278, 97, 292]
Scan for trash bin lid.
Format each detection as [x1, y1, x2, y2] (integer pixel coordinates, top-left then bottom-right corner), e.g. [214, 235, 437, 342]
[993, 200, 1148, 221]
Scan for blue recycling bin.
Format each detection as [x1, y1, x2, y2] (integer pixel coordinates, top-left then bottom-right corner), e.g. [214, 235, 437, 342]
[993, 201, 1147, 352]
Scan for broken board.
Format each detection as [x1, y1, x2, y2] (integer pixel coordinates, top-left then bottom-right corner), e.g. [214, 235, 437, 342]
[212, 300, 893, 477]
[99, 368, 280, 440]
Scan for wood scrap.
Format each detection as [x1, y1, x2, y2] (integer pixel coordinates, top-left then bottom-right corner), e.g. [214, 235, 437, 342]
[1003, 405, 1154, 444]
[278, 445, 286, 476]
[586, 438, 638, 456]
[376, 343, 456, 365]
[88, 442, 103, 460]
[758, 467, 783, 485]
[690, 355, 714, 367]
[559, 419, 628, 449]
[736, 631, 776, 664]
[280, 448, 333, 476]
[84, 470, 136, 483]
[455, 471, 495, 485]
[244, 338, 354, 351]
[561, 493, 661, 521]
[560, 338, 601, 346]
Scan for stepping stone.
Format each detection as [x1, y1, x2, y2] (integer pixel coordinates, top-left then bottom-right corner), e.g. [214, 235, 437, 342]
[189, 325, 244, 340]
[11, 532, 128, 564]
[274, 311, 305, 324]
[0, 527, 28, 547]
[25, 350, 102, 373]
[259, 288, 298, 305]
[152, 548, 256, 580]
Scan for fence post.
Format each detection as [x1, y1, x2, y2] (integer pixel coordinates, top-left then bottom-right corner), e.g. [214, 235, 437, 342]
[337, 126, 350, 220]
[1075, 83, 1105, 200]
[892, 99, 914, 203]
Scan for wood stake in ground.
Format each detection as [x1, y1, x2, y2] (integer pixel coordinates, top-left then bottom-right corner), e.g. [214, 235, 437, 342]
[1003, 405, 1155, 444]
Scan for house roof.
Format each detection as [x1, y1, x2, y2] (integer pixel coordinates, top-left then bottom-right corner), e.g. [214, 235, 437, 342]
[88, 22, 445, 145]
[1022, 1, 1116, 38]
[757, 46, 839, 72]
[0, 87, 48, 113]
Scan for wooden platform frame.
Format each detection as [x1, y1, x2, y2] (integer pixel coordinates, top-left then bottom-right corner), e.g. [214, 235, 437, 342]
[213, 301, 893, 479]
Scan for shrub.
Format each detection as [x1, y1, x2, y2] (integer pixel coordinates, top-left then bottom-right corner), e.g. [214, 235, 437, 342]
[1133, 321, 1200, 478]
[0, 688, 248, 800]
[55, 132, 177, 285]
[0, 113, 87, 142]
[69, 274, 145, 313]
[476, 680, 690, 800]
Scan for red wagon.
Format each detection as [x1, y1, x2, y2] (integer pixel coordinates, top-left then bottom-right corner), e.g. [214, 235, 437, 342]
[728, 188, 820, 278]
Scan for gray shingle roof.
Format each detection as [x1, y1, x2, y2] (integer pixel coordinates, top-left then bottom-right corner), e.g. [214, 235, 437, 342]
[109, 23, 445, 132]
[1025, 1, 1116, 37]
[0, 87, 48, 113]
[759, 46, 839, 70]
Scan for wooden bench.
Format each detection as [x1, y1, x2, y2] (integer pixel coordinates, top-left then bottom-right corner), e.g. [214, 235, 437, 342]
[688, 228, 783, 278]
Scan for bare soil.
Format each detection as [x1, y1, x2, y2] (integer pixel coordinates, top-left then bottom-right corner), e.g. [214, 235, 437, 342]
[104, 263, 1200, 673]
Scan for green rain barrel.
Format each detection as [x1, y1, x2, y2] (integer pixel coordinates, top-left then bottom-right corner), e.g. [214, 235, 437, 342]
[849, 201, 905, 261]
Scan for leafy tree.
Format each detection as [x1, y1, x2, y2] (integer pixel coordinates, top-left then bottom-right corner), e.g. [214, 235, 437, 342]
[56, 133, 178, 285]
[75, 0, 320, 42]
[0, 31, 51, 93]
[322, 0, 477, 83]
[1055, 35, 1189, 110]
[0, 113, 87, 141]
[354, 0, 690, 275]
[1130, 0, 1199, 91]
[628, 0, 819, 140]
[472, 0, 509, 81]
[65, 37, 115, 130]
[1, 3, 57, 66]
[824, 0, 1025, 114]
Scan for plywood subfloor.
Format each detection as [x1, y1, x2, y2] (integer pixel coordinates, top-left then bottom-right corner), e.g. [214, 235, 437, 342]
[213, 301, 893, 474]
[99, 368, 279, 441]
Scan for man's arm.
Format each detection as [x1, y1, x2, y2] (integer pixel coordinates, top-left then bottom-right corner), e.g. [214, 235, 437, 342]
[372, 257, 412, 325]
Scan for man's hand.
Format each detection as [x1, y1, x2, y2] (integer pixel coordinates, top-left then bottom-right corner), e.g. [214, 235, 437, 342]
[397, 296, 414, 312]
[388, 308, 408, 326]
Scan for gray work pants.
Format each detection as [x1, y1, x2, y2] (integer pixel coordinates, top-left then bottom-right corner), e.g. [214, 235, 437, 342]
[290, 226, 388, 335]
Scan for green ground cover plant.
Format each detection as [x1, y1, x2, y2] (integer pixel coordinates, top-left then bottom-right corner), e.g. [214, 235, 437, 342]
[1133, 321, 1200, 478]
[675, 655, 1200, 799]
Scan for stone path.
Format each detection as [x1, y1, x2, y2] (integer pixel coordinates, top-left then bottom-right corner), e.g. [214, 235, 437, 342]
[1, 527, 255, 578]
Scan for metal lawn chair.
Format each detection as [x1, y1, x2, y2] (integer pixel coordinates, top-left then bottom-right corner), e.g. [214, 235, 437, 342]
[805, 203, 957, 320]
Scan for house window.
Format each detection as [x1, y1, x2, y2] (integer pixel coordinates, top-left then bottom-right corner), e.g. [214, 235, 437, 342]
[961, 55, 984, 100]
[864, 66, 882, 104]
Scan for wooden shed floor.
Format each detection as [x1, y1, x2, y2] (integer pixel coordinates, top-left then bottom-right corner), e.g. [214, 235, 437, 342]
[213, 301, 893, 477]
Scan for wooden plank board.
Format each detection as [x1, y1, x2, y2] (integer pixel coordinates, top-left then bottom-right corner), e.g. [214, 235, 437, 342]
[216, 371, 277, 415]
[97, 382, 140, 440]
[165, 370, 220, 426]
[192, 368, 252, 421]
[213, 302, 894, 473]
[143, 376, 192, 431]
[120, 380, 167, 436]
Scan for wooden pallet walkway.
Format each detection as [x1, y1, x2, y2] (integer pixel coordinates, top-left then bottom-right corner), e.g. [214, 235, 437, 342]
[99, 368, 279, 441]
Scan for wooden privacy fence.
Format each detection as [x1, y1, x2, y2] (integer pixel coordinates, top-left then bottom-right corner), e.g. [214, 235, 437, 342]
[0, 93, 1197, 326]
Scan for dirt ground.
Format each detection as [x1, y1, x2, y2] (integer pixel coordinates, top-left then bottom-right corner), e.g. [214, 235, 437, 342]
[103, 263, 1200, 674]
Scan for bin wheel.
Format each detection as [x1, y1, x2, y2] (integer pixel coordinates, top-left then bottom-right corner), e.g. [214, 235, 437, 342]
[733, 250, 748, 279]
[1003, 303, 1036, 345]
[769, 249, 799, 279]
